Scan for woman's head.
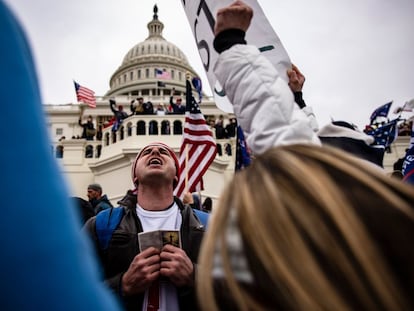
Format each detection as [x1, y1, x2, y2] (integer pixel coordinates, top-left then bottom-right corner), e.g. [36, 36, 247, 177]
[198, 144, 414, 311]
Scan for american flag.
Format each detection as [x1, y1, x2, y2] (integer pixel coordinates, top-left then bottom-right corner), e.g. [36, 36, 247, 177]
[174, 80, 217, 200]
[74, 81, 96, 108]
[155, 68, 171, 80]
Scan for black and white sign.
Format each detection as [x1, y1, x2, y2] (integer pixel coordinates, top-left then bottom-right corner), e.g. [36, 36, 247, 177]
[181, 0, 291, 112]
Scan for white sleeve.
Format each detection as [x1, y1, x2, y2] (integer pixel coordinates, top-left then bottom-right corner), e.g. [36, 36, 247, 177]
[301, 106, 320, 132]
[214, 45, 320, 155]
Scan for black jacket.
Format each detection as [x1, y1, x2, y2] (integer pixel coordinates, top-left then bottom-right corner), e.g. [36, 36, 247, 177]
[78, 119, 95, 140]
[84, 194, 204, 311]
[90, 194, 113, 215]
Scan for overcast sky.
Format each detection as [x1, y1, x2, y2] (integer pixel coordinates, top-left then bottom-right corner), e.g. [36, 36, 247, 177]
[4, 0, 414, 129]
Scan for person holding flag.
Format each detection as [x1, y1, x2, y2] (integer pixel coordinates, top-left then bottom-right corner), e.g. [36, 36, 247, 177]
[169, 88, 186, 114]
[109, 98, 129, 132]
[78, 105, 96, 140]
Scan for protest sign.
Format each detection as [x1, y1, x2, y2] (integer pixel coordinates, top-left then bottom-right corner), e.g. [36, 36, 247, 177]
[181, 0, 291, 112]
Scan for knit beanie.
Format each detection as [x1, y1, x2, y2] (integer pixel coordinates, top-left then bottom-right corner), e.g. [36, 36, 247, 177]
[87, 183, 102, 193]
[131, 142, 180, 188]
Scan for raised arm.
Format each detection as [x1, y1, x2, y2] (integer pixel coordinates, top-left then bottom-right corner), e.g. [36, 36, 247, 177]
[109, 99, 117, 114]
[287, 64, 319, 132]
[213, 1, 320, 155]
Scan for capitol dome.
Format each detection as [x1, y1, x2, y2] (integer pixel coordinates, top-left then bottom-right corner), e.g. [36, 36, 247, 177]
[106, 5, 199, 98]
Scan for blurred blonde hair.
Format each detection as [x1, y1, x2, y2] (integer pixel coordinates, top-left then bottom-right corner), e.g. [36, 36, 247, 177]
[198, 144, 414, 311]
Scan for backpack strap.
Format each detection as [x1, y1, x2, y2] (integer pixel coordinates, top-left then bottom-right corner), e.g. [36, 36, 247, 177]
[193, 209, 210, 228]
[95, 207, 125, 250]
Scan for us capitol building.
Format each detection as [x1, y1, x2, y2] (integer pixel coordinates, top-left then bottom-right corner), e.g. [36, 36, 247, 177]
[45, 6, 235, 206]
[44, 5, 408, 206]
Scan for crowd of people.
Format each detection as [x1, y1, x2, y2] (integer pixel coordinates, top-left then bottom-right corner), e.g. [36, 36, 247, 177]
[81, 1, 414, 309]
[5, 0, 414, 310]
[75, 98, 238, 142]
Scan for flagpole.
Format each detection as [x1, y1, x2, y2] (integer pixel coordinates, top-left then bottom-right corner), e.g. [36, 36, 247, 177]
[198, 190, 202, 210]
[175, 77, 217, 200]
[386, 122, 393, 148]
[397, 101, 407, 120]
[79, 103, 85, 118]
[185, 144, 189, 195]
[184, 74, 191, 196]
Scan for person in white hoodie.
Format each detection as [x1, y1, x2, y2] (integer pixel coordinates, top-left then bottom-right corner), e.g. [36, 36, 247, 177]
[213, 1, 384, 168]
[212, 1, 320, 155]
[196, 3, 414, 311]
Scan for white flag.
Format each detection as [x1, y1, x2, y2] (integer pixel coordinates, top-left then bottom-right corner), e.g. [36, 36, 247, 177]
[180, 0, 291, 113]
[404, 98, 414, 112]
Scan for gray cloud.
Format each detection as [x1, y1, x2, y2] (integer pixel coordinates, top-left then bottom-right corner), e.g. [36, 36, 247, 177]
[4, 0, 414, 129]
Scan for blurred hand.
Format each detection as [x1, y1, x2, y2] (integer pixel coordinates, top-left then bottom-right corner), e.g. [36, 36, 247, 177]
[287, 64, 305, 93]
[214, 0, 253, 36]
[122, 247, 161, 296]
[182, 192, 194, 205]
[160, 244, 194, 287]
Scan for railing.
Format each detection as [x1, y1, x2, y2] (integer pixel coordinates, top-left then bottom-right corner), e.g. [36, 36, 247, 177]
[103, 115, 186, 146]
[53, 114, 236, 160]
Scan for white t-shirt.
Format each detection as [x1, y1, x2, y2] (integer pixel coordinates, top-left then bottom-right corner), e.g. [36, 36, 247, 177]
[137, 203, 182, 311]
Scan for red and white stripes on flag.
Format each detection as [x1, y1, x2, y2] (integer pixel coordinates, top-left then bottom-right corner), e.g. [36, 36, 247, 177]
[74, 81, 96, 108]
[174, 97, 217, 200]
[155, 68, 171, 80]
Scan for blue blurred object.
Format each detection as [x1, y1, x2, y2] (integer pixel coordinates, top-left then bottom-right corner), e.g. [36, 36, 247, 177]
[194, 209, 210, 228]
[0, 1, 121, 310]
[366, 119, 399, 148]
[191, 76, 203, 102]
[402, 146, 414, 185]
[369, 101, 392, 124]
